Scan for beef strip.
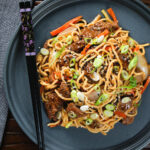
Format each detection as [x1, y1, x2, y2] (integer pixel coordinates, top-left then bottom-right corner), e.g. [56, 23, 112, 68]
[81, 27, 101, 38]
[58, 82, 71, 98]
[45, 92, 63, 121]
[68, 39, 86, 53]
[91, 21, 119, 31]
[122, 116, 135, 125]
[43, 40, 49, 49]
[59, 54, 73, 67]
[67, 103, 85, 118]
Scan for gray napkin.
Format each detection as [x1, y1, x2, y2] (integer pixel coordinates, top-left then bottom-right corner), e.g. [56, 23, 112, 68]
[0, 0, 20, 145]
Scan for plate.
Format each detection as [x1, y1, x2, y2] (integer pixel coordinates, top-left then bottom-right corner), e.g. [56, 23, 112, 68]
[4, 0, 150, 149]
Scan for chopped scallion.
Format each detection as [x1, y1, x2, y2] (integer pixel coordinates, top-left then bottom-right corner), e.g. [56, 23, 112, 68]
[105, 104, 115, 111]
[104, 110, 113, 117]
[71, 90, 78, 102]
[65, 121, 73, 128]
[85, 118, 93, 125]
[120, 45, 129, 54]
[93, 56, 104, 68]
[40, 48, 49, 56]
[95, 94, 109, 106]
[70, 58, 76, 67]
[128, 55, 138, 70]
[121, 70, 129, 80]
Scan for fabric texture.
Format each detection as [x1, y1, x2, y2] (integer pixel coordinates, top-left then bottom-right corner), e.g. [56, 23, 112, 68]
[0, 0, 20, 145]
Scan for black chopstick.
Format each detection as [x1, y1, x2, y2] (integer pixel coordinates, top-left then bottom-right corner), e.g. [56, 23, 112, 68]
[19, 1, 45, 150]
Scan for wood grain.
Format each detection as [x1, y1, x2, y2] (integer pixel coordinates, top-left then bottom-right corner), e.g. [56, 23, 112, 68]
[1, 0, 150, 150]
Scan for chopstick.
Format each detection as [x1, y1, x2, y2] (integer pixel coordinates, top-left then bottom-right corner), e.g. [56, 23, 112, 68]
[19, 1, 45, 150]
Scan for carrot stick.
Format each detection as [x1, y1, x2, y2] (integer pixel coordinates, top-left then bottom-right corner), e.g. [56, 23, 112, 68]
[97, 29, 110, 37]
[141, 76, 150, 94]
[107, 8, 118, 22]
[133, 46, 139, 52]
[81, 44, 91, 55]
[115, 111, 126, 118]
[50, 16, 82, 36]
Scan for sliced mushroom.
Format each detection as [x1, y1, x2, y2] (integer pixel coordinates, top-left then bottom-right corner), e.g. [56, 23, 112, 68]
[137, 54, 149, 80]
[85, 89, 100, 101]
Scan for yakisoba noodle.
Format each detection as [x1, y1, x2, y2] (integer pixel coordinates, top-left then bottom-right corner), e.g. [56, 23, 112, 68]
[36, 8, 150, 135]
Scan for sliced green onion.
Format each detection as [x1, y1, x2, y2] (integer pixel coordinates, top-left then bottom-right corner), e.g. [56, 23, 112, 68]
[70, 79, 77, 89]
[70, 58, 76, 67]
[66, 35, 73, 45]
[110, 32, 115, 35]
[71, 90, 78, 102]
[52, 37, 58, 45]
[40, 48, 49, 56]
[85, 118, 93, 125]
[84, 38, 92, 44]
[94, 84, 101, 92]
[103, 35, 108, 43]
[90, 67, 96, 74]
[128, 55, 138, 70]
[95, 94, 109, 106]
[91, 36, 104, 45]
[70, 69, 79, 79]
[65, 121, 73, 128]
[128, 37, 135, 47]
[73, 72, 79, 79]
[121, 97, 131, 103]
[90, 113, 99, 120]
[68, 111, 77, 118]
[105, 104, 115, 111]
[120, 45, 129, 54]
[93, 55, 104, 68]
[121, 70, 129, 80]
[104, 110, 113, 117]
[113, 66, 119, 72]
[129, 76, 137, 88]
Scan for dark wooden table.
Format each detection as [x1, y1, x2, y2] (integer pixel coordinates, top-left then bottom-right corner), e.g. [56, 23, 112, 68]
[1, 0, 150, 150]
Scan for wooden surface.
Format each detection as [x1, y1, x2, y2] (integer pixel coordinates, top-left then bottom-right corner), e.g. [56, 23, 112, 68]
[1, 0, 150, 150]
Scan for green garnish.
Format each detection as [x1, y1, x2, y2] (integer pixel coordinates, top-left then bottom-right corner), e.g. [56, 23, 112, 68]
[71, 90, 78, 102]
[65, 121, 73, 128]
[50, 46, 65, 66]
[84, 38, 92, 44]
[93, 56, 104, 68]
[104, 110, 113, 117]
[70, 79, 77, 89]
[105, 104, 115, 111]
[113, 66, 119, 72]
[95, 94, 109, 106]
[119, 76, 137, 89]
[94, 84, 101, 92]
[121, 70, 129, 80]
[70, 58, 76, 67]
[85, 118, 93, 125]
[40, 48, 49, 56]
[70, 69, 79, 79]
[129, 76, 137, 88]
[68, 111, 77, 118]
[66, 35, 73, 45]
[120, 45, 129, 54]
[121, 97, 131, 103]
[52, 37, 58, 45]
[128, 55, 138, 70]
[128, 37, 135, 47]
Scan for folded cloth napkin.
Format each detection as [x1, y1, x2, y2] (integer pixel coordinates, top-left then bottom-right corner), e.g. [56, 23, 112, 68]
[0, 0, 20, 145]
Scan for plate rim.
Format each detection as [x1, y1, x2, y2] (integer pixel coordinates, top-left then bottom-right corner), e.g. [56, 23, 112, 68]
[3, 0, 150, 149]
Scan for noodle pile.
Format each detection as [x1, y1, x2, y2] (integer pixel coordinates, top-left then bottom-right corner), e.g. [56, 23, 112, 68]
[36, 9, 149, 135]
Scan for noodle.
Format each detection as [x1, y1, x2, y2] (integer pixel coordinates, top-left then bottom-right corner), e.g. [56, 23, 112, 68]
[36, 10, 150, 135]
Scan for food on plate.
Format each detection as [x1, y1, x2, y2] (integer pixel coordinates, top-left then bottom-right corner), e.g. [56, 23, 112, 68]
[36, 8, 150, 135]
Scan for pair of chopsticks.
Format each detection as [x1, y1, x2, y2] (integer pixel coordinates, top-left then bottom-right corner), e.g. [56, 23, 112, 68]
[19, 1, 45, 150]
